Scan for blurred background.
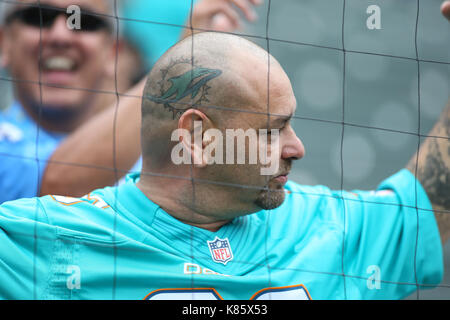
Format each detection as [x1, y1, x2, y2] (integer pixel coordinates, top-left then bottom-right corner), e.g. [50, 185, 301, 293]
[0, 0, 449, 299]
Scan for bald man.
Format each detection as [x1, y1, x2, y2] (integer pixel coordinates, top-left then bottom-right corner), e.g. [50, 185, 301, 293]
[0, 29, 448, 300]
[0, 0, 262, 202]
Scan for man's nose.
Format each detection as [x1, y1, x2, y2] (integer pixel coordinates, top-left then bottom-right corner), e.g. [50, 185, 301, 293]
[43, 15, 74, 46]
[281, 126, 305, 160]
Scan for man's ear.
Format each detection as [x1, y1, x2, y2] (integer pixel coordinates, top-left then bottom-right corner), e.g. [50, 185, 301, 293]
[178, 109, 213, 167]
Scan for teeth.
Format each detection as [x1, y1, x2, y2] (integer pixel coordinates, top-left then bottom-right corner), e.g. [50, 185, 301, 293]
[43, 57, 75, 71]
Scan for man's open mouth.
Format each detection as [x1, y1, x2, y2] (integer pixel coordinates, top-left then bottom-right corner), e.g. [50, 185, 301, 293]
[40, 56, 79, 85]
[41, 56, 78, 72]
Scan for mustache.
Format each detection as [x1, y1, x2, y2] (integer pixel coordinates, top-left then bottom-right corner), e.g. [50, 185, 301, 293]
[271, 160, 292, 178]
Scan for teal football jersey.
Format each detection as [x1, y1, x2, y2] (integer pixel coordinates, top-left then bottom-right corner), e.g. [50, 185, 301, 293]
[0, 169, 443, 300]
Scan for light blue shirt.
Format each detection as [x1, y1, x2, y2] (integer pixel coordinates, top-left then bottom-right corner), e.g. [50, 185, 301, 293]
[0, 102, 142, 204]
[0, 169, 443, 299]
[0, 102, 66, 203]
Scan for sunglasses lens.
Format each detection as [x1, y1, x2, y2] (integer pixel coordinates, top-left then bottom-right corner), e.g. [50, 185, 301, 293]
[40, 8, 60, 27]
[7, 7, 60, 28]
[6, 6, 111, 33]
[79, 13, 111, 32]
[15, 7, 42, 27]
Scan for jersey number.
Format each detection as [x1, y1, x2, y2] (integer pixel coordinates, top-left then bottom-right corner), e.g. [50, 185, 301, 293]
[144, 284, 311, 300]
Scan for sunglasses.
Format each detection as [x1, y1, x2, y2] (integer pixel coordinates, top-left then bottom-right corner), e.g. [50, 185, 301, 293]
[5, 5, 112, 33]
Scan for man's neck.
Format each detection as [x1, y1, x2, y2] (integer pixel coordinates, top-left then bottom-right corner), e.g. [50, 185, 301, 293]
[136, 178, 232, 232]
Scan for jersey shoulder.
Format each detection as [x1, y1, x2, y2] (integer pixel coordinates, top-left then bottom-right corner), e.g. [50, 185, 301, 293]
[44, 190, 117, 229]
[277, 180, 340, 223]
[1, 188, 122, 242]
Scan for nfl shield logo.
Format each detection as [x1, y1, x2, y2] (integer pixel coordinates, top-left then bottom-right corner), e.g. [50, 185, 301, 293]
[207, 237, 234, 265]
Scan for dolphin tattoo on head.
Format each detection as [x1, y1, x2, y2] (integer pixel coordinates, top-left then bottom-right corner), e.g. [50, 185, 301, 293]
[161, 67, 222, 102]
[146, 67, 222, 108]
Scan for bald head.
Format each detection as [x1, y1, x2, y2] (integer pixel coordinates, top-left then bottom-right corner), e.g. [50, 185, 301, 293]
[142, 32, 274, 117]
[141, 32, 291, 163]
[137, 32, 303, 222]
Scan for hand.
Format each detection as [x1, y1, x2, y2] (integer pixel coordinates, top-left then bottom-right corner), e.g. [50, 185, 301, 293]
[182, 0, 263, 39]
[442, 1, 450, 21]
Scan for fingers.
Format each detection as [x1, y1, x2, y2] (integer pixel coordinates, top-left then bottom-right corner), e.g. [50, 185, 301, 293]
[211, 13, 239, 32]
[208, 1, 241, 30]
[249, 0, 263, 5]
[187, 0, 264, 36]
[441, 1, 450, 21]
[229, 0, 258, 21]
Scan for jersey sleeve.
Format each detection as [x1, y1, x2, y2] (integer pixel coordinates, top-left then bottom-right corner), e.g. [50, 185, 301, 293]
[342, 169, 443, 299]
[0, 197, 57, 299]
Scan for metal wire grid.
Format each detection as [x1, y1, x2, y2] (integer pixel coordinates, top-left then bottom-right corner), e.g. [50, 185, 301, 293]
[0, 0, 448, 299]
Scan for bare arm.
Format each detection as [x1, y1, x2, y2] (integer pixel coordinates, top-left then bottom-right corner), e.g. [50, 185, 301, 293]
[405, 2, 450, 245]
[406, 102, 450, 245]
[40, 79, 145, 197]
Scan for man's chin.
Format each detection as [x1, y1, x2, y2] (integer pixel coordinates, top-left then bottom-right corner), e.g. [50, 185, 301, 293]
[26, 98, 84, 125]
[254, 187, 286, 210]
